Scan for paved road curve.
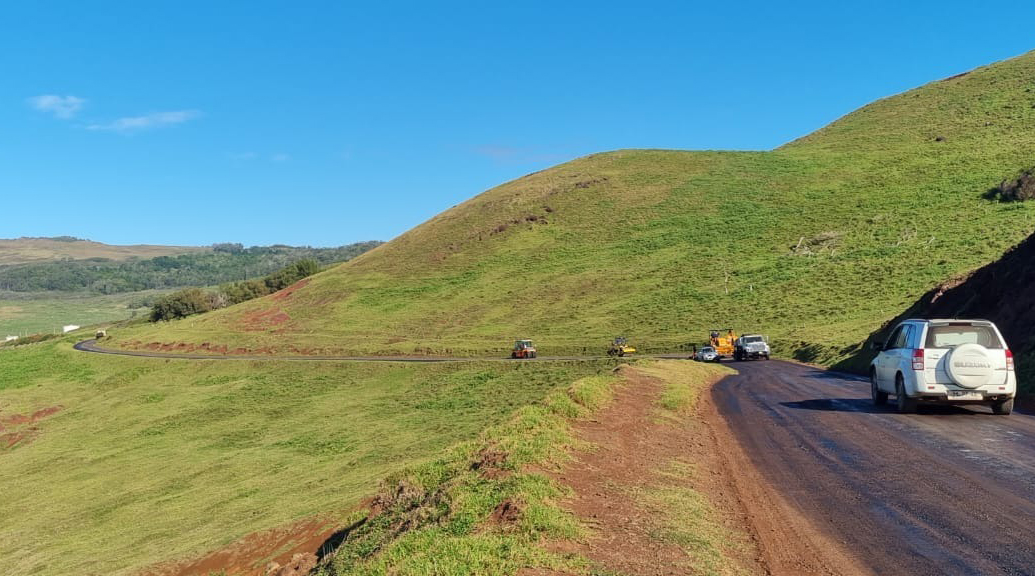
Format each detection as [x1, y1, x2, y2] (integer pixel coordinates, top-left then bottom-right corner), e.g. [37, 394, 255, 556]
[714, 360, 1035, 576]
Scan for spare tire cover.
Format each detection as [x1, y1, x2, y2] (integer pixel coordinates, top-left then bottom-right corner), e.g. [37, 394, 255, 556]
[946, 343, 994, 389]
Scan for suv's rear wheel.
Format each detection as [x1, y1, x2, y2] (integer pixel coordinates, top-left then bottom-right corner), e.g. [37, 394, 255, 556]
[896, 375, 916, 414]
[991, 398, 1014, 415]
[871, 370, 888, 406]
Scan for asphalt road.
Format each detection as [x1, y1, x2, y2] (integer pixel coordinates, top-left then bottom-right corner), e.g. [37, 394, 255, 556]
[713, 360, 1035, 576]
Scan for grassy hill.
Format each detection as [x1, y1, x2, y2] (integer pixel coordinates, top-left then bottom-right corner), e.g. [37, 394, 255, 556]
[0, 237, 205, 266]
[113, 51, 1035, 372]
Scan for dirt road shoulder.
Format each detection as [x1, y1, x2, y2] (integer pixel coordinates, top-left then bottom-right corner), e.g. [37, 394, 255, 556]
[538, 360, 872, 576]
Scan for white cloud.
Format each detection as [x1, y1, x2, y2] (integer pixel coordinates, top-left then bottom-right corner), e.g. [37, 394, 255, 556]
[28, 94, 86, 119]
[271, 153, 290, 163]
[86, 110, 200, 133]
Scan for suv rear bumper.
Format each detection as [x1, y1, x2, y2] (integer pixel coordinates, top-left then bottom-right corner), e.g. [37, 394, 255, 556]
[914, 393, 1014, 405]
[905, 372, 1016, 400]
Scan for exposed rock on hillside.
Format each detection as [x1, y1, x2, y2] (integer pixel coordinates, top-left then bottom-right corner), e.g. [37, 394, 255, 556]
[987, 169, 1035, 202]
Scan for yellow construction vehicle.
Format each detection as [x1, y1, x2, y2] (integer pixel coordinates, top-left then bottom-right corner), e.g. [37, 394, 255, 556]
[607, 336, 636, 357]
[709, 329, 738, 360]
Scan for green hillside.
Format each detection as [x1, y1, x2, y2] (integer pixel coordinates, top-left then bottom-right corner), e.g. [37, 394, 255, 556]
[0, 337, 605, 575]
[112, 50, 1035, 367]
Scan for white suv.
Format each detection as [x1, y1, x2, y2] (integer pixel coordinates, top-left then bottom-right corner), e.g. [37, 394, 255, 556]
[870, 319, 1016, 414]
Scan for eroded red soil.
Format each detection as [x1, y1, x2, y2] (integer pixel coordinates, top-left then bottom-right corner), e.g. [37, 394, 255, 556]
[140, 516, 339, 576]
[272, 278, 311, 302]
[0, 405, 63, 449]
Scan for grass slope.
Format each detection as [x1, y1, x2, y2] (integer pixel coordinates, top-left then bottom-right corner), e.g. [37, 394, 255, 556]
[0, 237, 205, 266]
[312, 360, 735, 576]
[0, 339, 609, 576]
[115, 50, 1035, 371]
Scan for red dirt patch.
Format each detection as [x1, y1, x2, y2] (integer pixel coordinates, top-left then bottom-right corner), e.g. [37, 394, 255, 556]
[141, 516, 339, 576]
[272, 278, 311, 302]
[0, 405, 62, 427]
[538, 366, 729, 574]
[471, 446, 511, 479]
[240, 308, 293, 332]
[488, 498, 523, 526]
[264, 553, 318, 576]
[1, 429, 39, 449]
[0, 405, 62, 450]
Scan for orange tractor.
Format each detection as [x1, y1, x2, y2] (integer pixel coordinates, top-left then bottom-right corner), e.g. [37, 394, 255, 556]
[511, 339, 538, 359]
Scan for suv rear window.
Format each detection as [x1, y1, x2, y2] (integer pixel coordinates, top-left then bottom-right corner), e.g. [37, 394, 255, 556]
[743, 336, 763, 343]
[924, 324, 1002, 349]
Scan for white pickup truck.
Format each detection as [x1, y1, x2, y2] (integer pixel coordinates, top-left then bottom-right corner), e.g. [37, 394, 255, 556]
[734, 334, 770, 361]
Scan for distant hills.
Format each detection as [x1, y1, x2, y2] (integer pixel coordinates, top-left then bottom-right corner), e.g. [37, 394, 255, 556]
[0, 237, 205, 266]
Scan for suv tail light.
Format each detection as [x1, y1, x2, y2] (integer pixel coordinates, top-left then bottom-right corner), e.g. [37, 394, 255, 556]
[912, 348, 925, 371]
[1006, 349, 1015, 371]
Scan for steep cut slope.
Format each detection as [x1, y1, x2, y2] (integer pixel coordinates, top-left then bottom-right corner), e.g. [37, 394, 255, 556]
[115, 50, 1035, 362]
[836, 228, 1035, 393]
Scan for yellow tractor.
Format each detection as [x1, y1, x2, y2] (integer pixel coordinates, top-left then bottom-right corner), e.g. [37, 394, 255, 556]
[709, 329, 738, 360]
[607, 336, 637, 357]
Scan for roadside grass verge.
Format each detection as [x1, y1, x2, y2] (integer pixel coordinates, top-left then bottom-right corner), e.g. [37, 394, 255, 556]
[316, 373, 618, 575]
[638, 360, 734, 417]
[636, 361, 748, 576]
[0, 338, 610, 576]
[637, 460, 745, 576]
[316, 360, 743, 575]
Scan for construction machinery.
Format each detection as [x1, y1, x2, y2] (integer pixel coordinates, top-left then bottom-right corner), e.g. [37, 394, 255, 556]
[709, 329, 738, 360]
[734, 334, 771, 361]
[511, 339, 537, 359]
[607, 336, 636, 357]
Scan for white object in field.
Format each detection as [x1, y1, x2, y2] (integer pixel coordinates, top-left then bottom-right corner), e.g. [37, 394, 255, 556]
[62, 325, 80, 333]
[4, 335, 17, 342]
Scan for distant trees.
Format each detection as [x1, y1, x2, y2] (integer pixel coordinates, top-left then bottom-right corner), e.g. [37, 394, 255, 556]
[219, 258, 319, 306]
[0, 241, 382, 294]
[212, 242, 245, 254]
[150, 258, 323, 321]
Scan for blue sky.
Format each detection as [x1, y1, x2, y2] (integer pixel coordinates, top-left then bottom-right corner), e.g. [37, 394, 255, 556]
[3, 1, 1034, 247]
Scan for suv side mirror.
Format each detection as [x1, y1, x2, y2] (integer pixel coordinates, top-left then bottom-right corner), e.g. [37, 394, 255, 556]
[871, 341, 884, 351]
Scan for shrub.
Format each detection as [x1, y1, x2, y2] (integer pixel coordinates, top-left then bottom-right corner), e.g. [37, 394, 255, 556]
[149, 288, 218, 321]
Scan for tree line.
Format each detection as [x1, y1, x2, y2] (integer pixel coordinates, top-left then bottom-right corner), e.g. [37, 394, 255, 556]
[150, 259, 321, 321]
[0, 242, 381, 294]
